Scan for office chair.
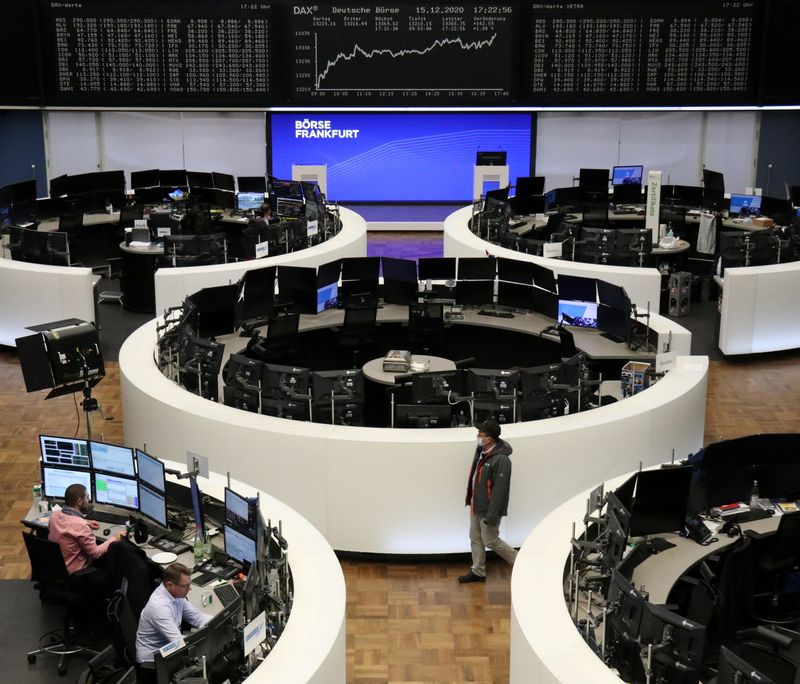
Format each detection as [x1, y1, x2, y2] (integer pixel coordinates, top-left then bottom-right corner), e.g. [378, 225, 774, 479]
[338, 303, 378, 368]
[753, 511, 800, 619]
[581, 203, 609, 229]
[97, 257, 124, 306]
[407, 302, 445, 355]
[248, 313, 300, 362]
[734, 626, 800, 684]
[58, 213, 84, 234]
[117, 203, 143, 229]
[712, 535, 755, 643]
[23, 531, 102, 676]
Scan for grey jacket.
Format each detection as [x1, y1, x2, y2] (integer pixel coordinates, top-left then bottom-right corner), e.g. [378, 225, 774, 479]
[464, 438, 513, 526]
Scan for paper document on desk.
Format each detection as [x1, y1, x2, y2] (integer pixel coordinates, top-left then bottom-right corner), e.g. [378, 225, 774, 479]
[129, 241, 151, 248]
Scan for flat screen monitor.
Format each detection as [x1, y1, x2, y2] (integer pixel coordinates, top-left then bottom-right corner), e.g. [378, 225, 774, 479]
[579, 168, 609, 192]
[277, 265, 316, 314]
[262, 363, 310, 399]
[317, 281, 338, 313]
[93, 472, 139, 511]
[729, 193, 762, 216]
[187, 171, 213, 189]
[39, 435, 91, 469]
[311, 369, 364, 403]
[467, 368, 519, 397]
[237, 176, 267, 193]
[342, 256, 380, 281]
[497, 281, 534, 310]
[224, 525, 257, 567]
[457, 257, 496, 280]
[261, 396, 310, 420]
[791, 185, 800, 207]
[136, 449, 166, 493]
[715, 646, 777, 684]
[395, 404, 452, 428]
[418, 257, 456, 281]
[159, 169, 187, 187]
[606, 568, 646, 637]
[558, 299, 598, 328]
[139, 484, 167, 528]
[265, 313, 300, 347]
[476, 150, 507, 166]
[237, 192, 265, 211]
[187, 285, 238, 339]
[317, 259, 342, 287]
[597, 280, 629, 311]
[497, 257, 534, 285]
[557, 274, 597, 302]
[411, 370, 466, 403]
[212, 172, 235, 192]
[612, 183, 642, 205]
[89, 441, 135, 477]
[760, 196, 794, 225]
[270, 178, 303, 198]
[225, 487, 257, 538]
[702, 168, 725, 193]
[67, 172, 96, 196]
[381, 256, 417, 283]
[628, 465, 694, 538]
[514, 176, 545, 196]
[236, 265, 275, 328]
[49, 174, 68, 198]
[664, 185, 704, 207]
[598, 304, 632, 344]
[612, 166, 643, 186]
[275, 197, 304, 219]
[131, 169, 159, 189]
[41, 465, 92, 500]
[455, 280, 494, 306]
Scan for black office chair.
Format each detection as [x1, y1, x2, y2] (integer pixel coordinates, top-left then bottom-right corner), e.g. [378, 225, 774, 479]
[407, 302, 445, 355]
[23, 531, 102, 676]
[753, 512, 800, 619]
[248, 313, 300, 362]
[338, 303, 378, 368]
[581, 203, 609, 229]
[58, 213, 84, 234]
[117, 204, 144, 229]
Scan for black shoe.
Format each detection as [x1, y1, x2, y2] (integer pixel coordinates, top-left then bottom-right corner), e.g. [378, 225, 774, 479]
[457, 571, 486, 584]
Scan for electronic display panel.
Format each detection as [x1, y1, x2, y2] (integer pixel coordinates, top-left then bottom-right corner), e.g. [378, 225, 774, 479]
[271, 112, 532, 202]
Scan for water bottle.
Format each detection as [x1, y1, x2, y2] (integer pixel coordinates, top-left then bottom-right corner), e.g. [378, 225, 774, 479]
[32, 483, 42, 504]
[750, 480, 760, 509]
[202, 530, 211, 560]
[193, 529, 204, 565]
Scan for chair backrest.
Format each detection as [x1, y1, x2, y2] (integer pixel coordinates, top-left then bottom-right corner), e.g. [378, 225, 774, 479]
[775, 511, 800, 553]
[342, 304, 378, 336]
[119, 204, 144, 225]
[58, 213, 83, 233]
[22, 531, 70, 586]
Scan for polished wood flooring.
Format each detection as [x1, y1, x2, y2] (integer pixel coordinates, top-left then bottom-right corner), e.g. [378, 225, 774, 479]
[2, 345, 799, 683]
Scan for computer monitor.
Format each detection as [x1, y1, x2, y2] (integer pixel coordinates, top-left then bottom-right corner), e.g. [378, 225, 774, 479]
[39, 435, 91, 469]
[189, 476, 206, 537]
[628, 465, 694, 538]
[557, 274, 597, 302]
[496, 281, 534, 310]
[275, 197, 304, 219]
[225, 487, 257, 538]
[394, 404, 453, 428]
[472, 398, 516, 425]
[760, 195, 794, 225]
[381, 257, 417, 305]
[612, 166, 643, 186]
[531, 263, 557, 293]
[317, 280, 338, 313]
[261, 397, 310, 420]
[89, 441, 135, 477]
[277, 265, 316, 314]
[235, 265, 275, 331]
[159, 169, 187, 188]
[187, 171, 213, 189]
[270, 178, 303, 199]
[262, 363, 309, 400]
[136, 449, 166, 493]
[598, 304, 632, 344]
[467, 368, 519, 397]
[514, 176, 545, 196]
[342, 256, 380, 281]
[311, 369, 364, 403]
[509, 193, 546, 216]
[729, 193, 762, 216]
[597, 280, 629, 310]
[497, 257, 534, 285]
[715, 646, 777, 684]
[237, 176, 267, 193]
[42, 323, 105, 388]
[223, 386, 261, 413]
[41, 465, 92, 500]
[638, 603, 705, 682]
[317, 259, 342, 288]
[702, 168, 725, 194]
[411, 370, 466, 404]
[612, 183, 643, 205]
[558, 299, 598, 328]
[138, 484, 168, 528]
[601, 505, 631, 574]
[93, 472, 139, 511]
[237, 192, 265, 211]
[579, 168, 609, 192]
[212, 172, 236, 192]
[418, 257, 456, 281]
[224, 354, 263, 391]
[455, 280, 494, 307]
[663, 185, 704, 207]
[457, 257, 496, 280]
[518, 364, 557, 398]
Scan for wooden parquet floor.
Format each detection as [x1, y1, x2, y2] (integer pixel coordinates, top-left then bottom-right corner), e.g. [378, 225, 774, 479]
[1, 347, 798, 684]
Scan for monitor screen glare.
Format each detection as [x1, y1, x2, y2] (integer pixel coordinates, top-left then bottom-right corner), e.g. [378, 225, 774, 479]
[558, 299, 598, 328]
[89, 441, 135, 476]
[612, 166, 644, 185]
[729, 193, 762, 216]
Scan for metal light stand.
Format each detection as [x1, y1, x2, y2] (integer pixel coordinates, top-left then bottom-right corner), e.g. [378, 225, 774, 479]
[77, 353, 100, 441]
[630, 301, 654, 352]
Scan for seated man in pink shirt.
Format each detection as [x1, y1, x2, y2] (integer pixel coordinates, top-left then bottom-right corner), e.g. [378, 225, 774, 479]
[48, 483, 126, 591]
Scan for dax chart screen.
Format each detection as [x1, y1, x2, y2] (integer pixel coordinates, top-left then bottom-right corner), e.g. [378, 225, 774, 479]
[289, 4, 518, 104]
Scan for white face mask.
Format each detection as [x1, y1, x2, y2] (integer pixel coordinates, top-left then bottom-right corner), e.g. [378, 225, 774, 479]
[477, 436, 485, 448]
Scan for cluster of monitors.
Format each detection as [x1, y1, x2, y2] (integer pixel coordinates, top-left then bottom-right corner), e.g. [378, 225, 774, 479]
[394, 354, 589, 428]
[223, 359, 365, 424]
[8, 225, 70, 266]
[38, 435, 168, 529]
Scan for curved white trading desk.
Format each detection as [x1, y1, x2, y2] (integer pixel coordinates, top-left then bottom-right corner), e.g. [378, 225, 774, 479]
[0, 257, 96, 347]
[443, 206, 664, 315]
[166, 460, 346, 683]
[717, 261, 800, 355]
[153, 206, 367, 315]
[121, 293, 707, 554]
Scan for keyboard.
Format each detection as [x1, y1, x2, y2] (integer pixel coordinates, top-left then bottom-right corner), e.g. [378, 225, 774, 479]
[723, 508, 774, 527]
[151, 537, 191, 555]
[478, 309, 514, 319]
[89, 510, 130, 526]
[213, 582, 242, 607]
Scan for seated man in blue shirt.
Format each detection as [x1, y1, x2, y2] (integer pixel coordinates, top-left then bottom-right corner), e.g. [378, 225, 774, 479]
[135, 562, 212, 670]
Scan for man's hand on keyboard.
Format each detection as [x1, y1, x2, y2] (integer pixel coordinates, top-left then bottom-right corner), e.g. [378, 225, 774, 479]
[89, 520, 100, 530]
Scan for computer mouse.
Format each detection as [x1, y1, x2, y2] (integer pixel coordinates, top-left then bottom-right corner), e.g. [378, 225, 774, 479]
[103, 528, 110, 536]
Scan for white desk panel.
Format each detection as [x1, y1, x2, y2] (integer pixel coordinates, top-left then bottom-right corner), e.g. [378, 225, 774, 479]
[443, 205, 663, 315]
[0, 258, 96, 347]
[718, 261, 800, 355]
[121, 311, 707, 555]
[153, 206, 367, 315]
[165, 460, 346, 684]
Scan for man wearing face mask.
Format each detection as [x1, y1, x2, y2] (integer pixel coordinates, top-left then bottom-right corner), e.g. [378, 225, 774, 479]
[459, 418, 517, 583]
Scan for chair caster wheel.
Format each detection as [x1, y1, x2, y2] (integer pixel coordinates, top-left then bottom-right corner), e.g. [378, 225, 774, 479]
[27, 654, 36, 664]
[58, 665, 67, 676]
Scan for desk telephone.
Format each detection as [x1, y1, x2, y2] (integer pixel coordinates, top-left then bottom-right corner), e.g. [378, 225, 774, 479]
[684, 516, 717, 545]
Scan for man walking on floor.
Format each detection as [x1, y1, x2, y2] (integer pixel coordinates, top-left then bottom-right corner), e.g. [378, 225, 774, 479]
[459, 418, 517, 583]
